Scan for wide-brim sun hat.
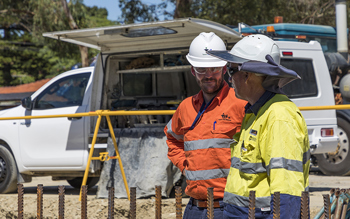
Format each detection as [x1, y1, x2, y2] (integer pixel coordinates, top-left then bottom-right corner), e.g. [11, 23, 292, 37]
[206, 34, 301, 93]
[206, 34, 280, 64]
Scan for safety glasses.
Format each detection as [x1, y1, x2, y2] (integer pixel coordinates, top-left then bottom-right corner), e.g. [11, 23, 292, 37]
[193, 67, 223, 75]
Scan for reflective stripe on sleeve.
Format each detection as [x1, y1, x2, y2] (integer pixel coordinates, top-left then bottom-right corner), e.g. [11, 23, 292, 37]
[223, 191, 271, 208]
[186, 168, 230, 181]
[266, 157, 303, 176]
[303, 149, 311, 164]
[166, 119, 183, 141]
[184, 138, 234, 151]
[230, 157, 266, 174]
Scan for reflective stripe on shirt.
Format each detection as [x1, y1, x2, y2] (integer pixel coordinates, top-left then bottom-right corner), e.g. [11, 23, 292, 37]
[223, 191, 271, 208]
[230, 157, 266, 174]
[231, 150, 310, 175]
[166, 119, 183, 141]
[184, 138, 234, 151]
[186, 168, 230, 181]
[266, 157, 303, 175]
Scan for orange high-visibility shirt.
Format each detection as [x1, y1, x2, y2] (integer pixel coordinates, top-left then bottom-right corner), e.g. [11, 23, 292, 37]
[164, 82, 246, 200]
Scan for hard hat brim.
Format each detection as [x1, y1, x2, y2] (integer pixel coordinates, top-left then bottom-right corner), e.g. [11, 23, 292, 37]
[186, 54, 227, 67]
[206, 50, 250, 64]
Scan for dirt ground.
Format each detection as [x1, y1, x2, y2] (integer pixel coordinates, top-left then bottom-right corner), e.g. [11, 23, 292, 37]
[0, 171, 348, 218]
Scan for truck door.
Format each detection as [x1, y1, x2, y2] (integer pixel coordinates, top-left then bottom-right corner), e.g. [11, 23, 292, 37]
[19, 72, 91, 168]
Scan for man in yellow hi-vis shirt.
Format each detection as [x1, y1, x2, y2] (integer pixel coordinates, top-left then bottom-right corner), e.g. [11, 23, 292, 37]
[207, 34, 310, 219]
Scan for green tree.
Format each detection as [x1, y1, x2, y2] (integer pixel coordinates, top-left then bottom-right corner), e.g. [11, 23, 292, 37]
[0, 0, 116, 86]
[167, 0, 338, 26]
[119, 0, 162, 24]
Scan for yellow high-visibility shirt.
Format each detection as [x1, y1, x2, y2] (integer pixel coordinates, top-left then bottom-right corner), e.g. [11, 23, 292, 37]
[224, 94, 310, 209]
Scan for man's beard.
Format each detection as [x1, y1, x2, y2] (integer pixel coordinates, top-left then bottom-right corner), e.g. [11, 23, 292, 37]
[197, 76, 224, 95]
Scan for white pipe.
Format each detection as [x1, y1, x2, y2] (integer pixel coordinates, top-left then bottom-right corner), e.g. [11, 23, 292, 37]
[335, 0, 348, 54]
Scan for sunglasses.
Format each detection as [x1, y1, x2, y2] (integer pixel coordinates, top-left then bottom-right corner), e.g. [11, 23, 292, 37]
[193, 67, 223, 75]
[227, 66, 240, 77]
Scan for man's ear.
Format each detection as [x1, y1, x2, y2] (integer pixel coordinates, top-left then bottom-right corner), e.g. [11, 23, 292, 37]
[191, 66, 195, 76]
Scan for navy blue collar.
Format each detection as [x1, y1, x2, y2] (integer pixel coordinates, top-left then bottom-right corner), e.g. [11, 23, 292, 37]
[244, 91, 276, 115]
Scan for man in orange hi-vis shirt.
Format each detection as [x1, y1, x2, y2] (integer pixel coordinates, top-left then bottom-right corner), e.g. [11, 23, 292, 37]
[164, 32, 246, 218]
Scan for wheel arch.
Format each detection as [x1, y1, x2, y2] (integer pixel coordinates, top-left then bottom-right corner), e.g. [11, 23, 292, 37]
[316, 112, 350, 175]
[336, 110, 350, 123]
[0, 139, 21, 176]
[0, 140, 14, 156]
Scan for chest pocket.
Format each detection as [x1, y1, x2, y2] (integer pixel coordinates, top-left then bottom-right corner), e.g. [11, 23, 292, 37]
[211, 120, 238, 136]
[241, 136, 258, 163]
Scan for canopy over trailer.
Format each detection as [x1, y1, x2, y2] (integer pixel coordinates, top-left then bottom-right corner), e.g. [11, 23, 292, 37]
[43, 18, 241, 54]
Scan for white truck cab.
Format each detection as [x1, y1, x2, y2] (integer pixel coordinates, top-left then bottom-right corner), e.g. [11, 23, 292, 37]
[277, 41, 339, 154]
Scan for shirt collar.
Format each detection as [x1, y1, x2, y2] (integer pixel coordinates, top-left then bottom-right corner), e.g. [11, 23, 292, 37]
[193, 82, 230, 107]
[244, 90, 276, 115]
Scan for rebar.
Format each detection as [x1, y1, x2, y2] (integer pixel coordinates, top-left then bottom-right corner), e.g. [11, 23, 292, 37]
[108, 187, 115, 219]
[323, 194, 331, 219]
[130, 187, 136, 219]
[340, 202, 348, 219]
[37, 184, 43, 219]
[58, 185, 65, 219]
[334, 193, 346, 219]
[273, 192, 280, 219]
[175, 186, 182, 219]
[330, 190, 341, 217]
[301, 191, 309, 219]
[315, 189, 336, 219]
[344, 189, 350, 219]
[81, 185, 88, 219]
[248, 190, 255, 219]
[207, 187, 214, 219]
[17, 183, 24, 219]
[155, 185, 162, 219]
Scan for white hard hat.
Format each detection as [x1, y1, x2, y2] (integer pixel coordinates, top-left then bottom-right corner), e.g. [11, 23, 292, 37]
[206, 34, 280, 65]
[186, 32, 227, 67]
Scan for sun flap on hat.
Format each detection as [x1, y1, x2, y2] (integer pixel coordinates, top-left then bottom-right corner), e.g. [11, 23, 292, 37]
[241, 55, 301, 94]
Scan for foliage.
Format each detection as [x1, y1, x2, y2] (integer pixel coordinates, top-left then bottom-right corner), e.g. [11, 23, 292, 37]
[160, 0, 340, 27]
[119, 0, 167, 24]
[0, 0, 116, 87]
[1, 0, 350, 87]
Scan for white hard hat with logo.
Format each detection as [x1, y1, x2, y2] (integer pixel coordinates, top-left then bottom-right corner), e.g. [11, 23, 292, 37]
[186, 32, 227, 68]
[206, 34, 280, 65]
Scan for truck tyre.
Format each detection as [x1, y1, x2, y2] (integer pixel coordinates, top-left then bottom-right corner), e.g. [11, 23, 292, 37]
[316, 117, 350, 175]
[0, 144, 18, 193]
[67, 177, 99, 189]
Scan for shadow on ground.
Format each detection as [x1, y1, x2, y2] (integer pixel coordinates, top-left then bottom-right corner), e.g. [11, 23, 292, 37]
[18, 185, 98, 195]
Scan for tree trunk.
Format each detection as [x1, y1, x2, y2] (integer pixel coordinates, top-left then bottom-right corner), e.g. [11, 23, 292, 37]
[174, 0, 192, 19]
[60, 0, 89, 67]
[79, 46, 89, 67]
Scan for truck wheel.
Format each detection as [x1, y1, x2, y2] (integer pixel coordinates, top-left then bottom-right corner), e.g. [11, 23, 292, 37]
[0, 144, 18, 193]
[67, 177, 99, 189]
[316, 117, 350, 175]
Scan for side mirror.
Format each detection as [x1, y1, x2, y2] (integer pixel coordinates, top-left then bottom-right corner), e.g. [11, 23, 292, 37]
[21, 97, 33, 110]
